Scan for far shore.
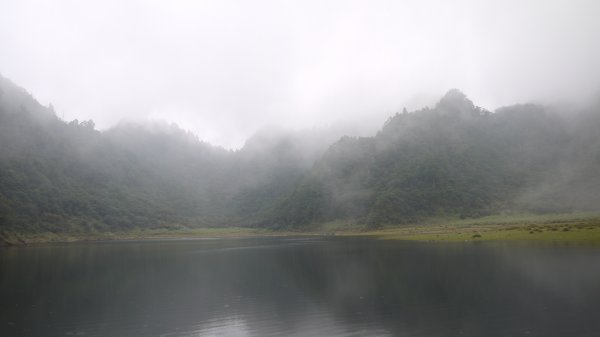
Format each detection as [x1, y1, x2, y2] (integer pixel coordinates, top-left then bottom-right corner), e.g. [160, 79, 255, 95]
[355, 215, 600, 244]
[2, 212, 600, 246]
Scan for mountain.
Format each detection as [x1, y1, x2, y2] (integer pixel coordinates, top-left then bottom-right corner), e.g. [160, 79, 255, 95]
[1, 75, 599, 236]
[266, 90, 600, 228]
[0, 75, 337, 234]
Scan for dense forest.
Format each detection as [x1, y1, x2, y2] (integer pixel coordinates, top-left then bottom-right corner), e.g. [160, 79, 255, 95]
[1, 75, 599, 235]
[270, 90, 600, 228]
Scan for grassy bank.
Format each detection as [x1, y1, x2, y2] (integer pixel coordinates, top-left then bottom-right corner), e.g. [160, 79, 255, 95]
[344, 212, 600, 244]
[3, 212, 600, 246]
[0, 227, 301, 246]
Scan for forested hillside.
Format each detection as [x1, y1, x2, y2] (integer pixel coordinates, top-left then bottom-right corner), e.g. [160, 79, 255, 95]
[268, 90, 600, 228]
[0, 75, 336, 234]
[1, 75, 599, 235]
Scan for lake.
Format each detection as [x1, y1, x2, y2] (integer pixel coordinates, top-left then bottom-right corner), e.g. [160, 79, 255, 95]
[1, 237, 600, 336]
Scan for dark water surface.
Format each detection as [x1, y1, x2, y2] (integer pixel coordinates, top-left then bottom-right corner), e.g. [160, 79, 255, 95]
[1, 237, 600, 337]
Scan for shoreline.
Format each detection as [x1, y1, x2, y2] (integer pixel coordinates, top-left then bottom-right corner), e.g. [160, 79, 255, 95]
[351, 212, 600, 244]
[359, 219, 600, 244]
[3, 213, 600, 246]
[0, 227, 309, 246]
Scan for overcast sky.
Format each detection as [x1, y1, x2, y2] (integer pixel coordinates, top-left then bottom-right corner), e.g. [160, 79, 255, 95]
[1, 0, 599, 148]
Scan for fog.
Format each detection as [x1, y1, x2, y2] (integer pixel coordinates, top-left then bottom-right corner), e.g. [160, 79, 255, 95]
[2, 3, 600, 332]
[1, 0, 599, 148]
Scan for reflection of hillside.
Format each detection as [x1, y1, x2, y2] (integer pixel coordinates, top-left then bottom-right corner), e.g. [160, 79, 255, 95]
[493, 244, 600, 302]
[2, 239, 600, 336]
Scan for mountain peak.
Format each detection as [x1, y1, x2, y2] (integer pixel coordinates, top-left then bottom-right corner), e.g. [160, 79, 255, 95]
[437, 88, 474, 109]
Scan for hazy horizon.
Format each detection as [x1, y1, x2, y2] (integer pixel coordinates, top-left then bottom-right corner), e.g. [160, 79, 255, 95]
[2, 0, 599, 148]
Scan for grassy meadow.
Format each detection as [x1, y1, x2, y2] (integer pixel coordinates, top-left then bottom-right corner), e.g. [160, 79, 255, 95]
[2, 212, 600, 246]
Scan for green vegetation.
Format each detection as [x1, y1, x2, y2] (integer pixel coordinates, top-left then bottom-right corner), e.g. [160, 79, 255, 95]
[355, 212, 600, 244]
[0, 227, 316, 245]
[0, 75, 333, 234]
[3, 212, 599, 246]
[1, 75, 600, 241]
[271, 91, 600, 228]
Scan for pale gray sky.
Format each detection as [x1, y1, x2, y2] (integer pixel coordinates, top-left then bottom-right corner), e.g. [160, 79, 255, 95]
[1, 0, 599, 148]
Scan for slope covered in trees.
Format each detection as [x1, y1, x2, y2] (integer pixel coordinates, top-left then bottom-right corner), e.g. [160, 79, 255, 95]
[0, 75, 336, 234]
[268, 90, 600, 228]
[1, 75, 599, 235]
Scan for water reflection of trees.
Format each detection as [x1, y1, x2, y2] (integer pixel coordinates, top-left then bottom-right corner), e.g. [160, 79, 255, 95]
[2, 240, 600, 337]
